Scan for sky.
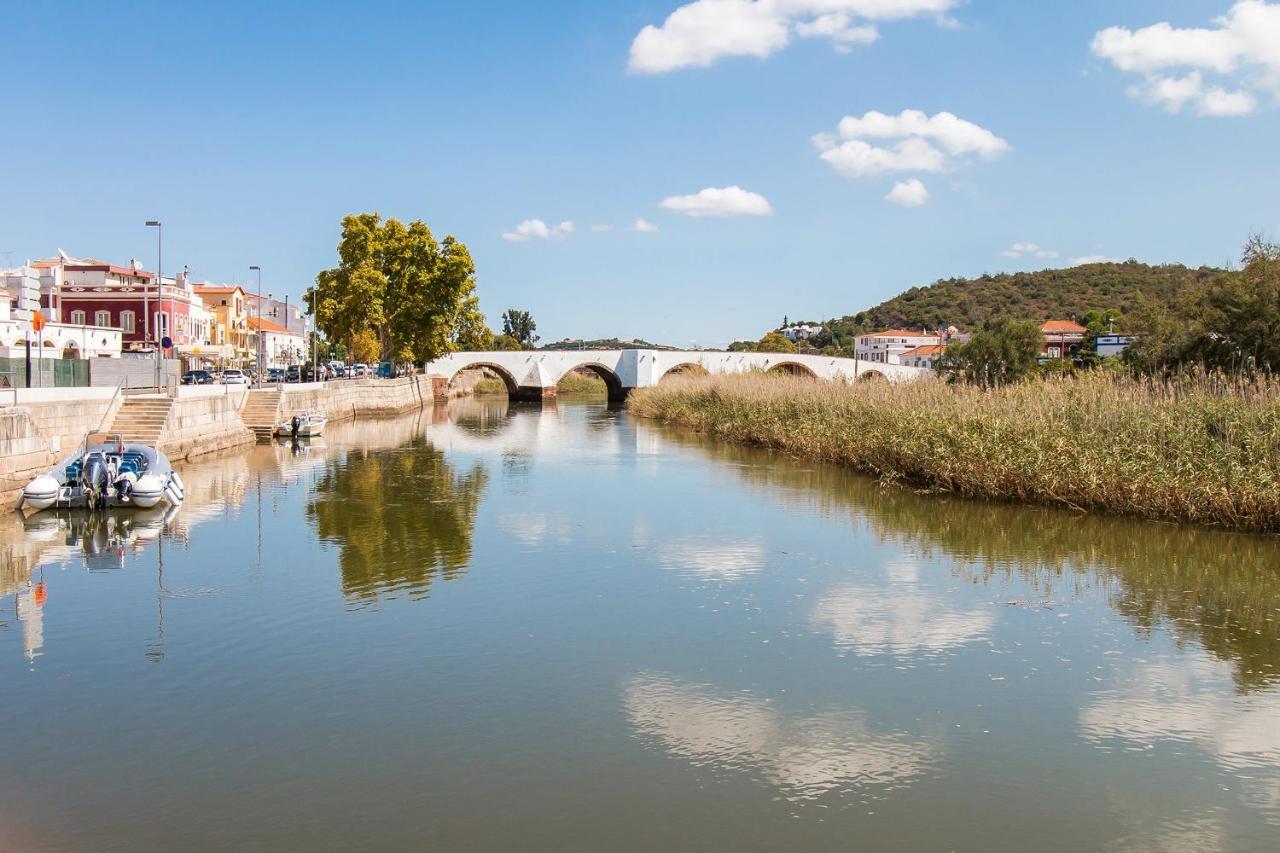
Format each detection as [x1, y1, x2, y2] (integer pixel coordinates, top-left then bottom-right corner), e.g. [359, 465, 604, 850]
[3, 0, 1279, 347]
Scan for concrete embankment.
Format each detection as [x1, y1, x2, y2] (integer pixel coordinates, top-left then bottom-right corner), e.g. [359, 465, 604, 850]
[1, 376, 438, 502]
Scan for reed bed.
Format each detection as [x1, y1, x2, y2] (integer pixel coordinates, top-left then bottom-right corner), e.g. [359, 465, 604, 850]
[627, 371, 1280, 533]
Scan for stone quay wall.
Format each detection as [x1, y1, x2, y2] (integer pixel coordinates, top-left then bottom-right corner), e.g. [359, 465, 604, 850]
[0, 388, 122, 499]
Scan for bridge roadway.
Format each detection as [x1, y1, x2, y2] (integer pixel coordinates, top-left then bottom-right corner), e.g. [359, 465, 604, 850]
[424, 349, 925, 402]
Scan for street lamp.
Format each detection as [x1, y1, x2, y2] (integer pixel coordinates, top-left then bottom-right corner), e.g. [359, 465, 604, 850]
[145, 221, 162, 388]
[249, 265, 262, 383]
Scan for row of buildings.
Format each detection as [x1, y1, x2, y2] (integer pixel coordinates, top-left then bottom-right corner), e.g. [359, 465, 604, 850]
[1, 252, 308, 370]
[856, 321, 1138, 370]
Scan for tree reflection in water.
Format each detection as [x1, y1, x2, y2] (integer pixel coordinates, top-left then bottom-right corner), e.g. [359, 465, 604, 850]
[306, 437, 488, 604]
[649, 425, 1280, 693]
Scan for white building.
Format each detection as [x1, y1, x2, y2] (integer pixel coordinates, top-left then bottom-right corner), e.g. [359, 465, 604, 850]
[247, 316, 306, 369]
[855, 329, 945, 365]
[781, 324, 823, 342]
[1, 266, 42, 321]
[0, 292, 122, 360]
[898, 344, 947, 370]
[1096, 333, 1140, 359]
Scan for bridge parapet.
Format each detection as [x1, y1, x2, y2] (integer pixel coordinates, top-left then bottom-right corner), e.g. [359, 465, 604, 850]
[424, 349, 926, 400]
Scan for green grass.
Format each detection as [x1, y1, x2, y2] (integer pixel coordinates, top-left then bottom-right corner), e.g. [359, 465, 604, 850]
[557, 371, 607, 396]
[627, 371, 1280, 532]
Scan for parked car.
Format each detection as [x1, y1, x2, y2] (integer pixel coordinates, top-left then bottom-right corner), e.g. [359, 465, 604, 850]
[350, 363, 368, 377]
[267, 368, 285, 383]
[286, 365, 302, 382]
[330, 364, 348, 379]
[182, 370, 215, 385]
[222, 369, 251, 386]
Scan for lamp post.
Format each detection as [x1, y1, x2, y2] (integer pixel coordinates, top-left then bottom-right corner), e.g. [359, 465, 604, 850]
[249, 265, 262, 383]
[145, 220, 162, 388]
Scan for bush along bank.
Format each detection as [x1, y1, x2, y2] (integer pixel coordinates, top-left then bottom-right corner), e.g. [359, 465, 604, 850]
[626, 372, 1280, 533]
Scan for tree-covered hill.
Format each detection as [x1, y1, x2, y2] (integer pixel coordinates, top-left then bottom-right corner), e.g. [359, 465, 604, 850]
[821, 261, 1224, 345]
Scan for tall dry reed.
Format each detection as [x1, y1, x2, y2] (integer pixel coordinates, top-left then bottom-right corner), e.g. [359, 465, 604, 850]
[627, 371, 1280, 532]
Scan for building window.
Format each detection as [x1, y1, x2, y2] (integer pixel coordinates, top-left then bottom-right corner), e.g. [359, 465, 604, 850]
[95, 310, 111, 327]
[71, 310, 86, 325]
[121, 310, 136, 333]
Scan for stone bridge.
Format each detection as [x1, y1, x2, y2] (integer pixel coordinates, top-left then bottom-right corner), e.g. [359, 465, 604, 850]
[425, 349, 925, 402]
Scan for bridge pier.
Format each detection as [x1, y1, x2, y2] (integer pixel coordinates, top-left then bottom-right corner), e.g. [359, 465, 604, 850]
[512, 385, 557, 403]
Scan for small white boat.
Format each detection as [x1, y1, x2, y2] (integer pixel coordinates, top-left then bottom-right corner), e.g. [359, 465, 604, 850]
[20, 433, 185, 513]
[275, 412, 328, 438]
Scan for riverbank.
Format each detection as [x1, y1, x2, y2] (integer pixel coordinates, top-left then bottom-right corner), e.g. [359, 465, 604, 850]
[0, 376, 435, 501]
[627, 372, 1280, 533]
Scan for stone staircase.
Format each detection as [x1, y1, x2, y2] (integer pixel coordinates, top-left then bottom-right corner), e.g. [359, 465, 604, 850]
[241, 388, 283, 442]
[106, 397, 173, 447]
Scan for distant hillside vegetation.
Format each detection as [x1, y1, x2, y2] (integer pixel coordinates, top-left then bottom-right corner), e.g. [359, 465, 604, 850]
[833, 261, 1224, 336]
[540, 337, 680, 351]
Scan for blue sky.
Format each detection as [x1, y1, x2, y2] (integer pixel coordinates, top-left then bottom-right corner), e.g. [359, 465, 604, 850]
[4, 1, 1278, 346]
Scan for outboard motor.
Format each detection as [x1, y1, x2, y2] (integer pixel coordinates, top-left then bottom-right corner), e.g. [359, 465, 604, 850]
[81, 453, 110, 511]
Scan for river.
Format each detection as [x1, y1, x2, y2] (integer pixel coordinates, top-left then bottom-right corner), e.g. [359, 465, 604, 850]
[1, 398, 1278, 851]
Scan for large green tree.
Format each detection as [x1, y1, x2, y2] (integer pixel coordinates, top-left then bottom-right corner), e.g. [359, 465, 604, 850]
[1128, 237, 1280, 374]
[937, 317, 1042, 387]
[306, 213, 484, 363]
[501, 309, 539, 349]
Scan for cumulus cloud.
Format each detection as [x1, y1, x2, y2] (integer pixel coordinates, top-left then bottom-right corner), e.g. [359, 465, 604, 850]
[1091, 1, 1280, 117]
[628, 0, 960, 73]
[885, 178, 929, 207]
[502, 219, 574, 242]
[1002, 242, 1060, 260]
[658, 537, 766, 580]
[814, 109, 1010, 181]
[659, 185, 774, 217]
[633, 217, 660, 233]
[624, 672, 939, 800]
[1069, 254, 1125, 266]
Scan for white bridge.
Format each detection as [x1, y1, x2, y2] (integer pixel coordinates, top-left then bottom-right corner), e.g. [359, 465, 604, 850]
[425, 349, 925, 401]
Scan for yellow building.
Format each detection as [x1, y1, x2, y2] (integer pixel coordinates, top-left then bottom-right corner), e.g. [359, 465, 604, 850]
[192, 284, 249, 364]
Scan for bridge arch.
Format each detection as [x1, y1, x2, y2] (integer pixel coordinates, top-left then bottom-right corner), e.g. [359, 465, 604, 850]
[659, 362, 709, 382]
[556, 361, 626, 402]
[449, 362, 519, 397]
[767, 361, 818, 379]
[857, 369, 887, 382]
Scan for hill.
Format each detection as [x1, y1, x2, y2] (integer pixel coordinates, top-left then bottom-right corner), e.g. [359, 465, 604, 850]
[539, 337, 680, 351]
[816, 261, 1224, 347]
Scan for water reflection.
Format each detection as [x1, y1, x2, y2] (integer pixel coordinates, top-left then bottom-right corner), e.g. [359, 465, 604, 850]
[624, 672, 938, 802]
[306, 437, 488, 604]
[647, 426, 1280, 692]
[812, 578, 995, 659]
[657, 537, 767, 581]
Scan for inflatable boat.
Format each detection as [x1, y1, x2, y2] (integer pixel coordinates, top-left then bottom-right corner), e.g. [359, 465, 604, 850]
[20, 433, 185, 513]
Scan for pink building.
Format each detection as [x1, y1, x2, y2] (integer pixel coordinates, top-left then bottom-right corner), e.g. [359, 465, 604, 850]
[33, 255, 201, 352]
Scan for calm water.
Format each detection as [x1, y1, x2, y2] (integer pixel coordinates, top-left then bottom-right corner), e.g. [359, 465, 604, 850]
[2, 398, 1279, 852]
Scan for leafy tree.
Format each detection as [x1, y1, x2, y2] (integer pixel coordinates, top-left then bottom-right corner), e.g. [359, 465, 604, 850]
[502, 309, 539, 348]
[727, 340, 758, 352]
[937, 317, 1042, 387]
[757, 331, 797, 353]
[351, 329, 380, 363]
[306, 212, 479, 363]
[1128, 236, 1280, 374]
[454, 299, 494, 351]
[492, 333, 523, 351]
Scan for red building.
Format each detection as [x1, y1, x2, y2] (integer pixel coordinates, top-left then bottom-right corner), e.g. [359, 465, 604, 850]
[33, 256, 199, 352]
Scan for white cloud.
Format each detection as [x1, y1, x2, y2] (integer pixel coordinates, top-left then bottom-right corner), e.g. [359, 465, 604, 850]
[633, 217, 660, 233]
[624, 672, 939, 800]
[1092, 1, 1280, 117]
[590, 224, 616, 232]
[502, 218, 574, 242]
[884, 178, 929, 207]
[812, 582, 995, 657]
[659, 185, 774, 217]
[658, 537, 766, 580]
[1002, 241, 1060, 260]
[628, 0, 960, 73]
[834, 109, 1011, 158]
[814, 109, 1009, 181]
[1069, 254, 1125, 266]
